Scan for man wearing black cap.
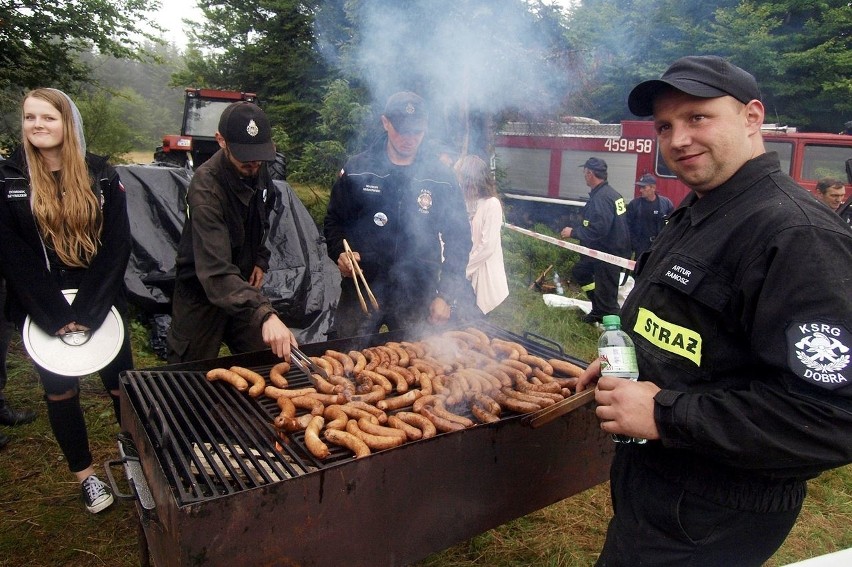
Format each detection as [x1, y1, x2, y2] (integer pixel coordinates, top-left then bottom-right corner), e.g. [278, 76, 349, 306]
[576, 56, 852, 566]
[625, 173, 674, 260]
[559, 157, 631, 324]
[167, 101, 296, 362]
[324, 91, 472, 339]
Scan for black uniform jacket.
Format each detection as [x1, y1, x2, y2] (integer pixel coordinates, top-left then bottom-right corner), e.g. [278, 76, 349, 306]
[0, 149, 131, 334]
[173, 149, 276, 328]
[623, 152, 852, 492]
[574, 181, 631, 257]
[323, 135, 472, 307]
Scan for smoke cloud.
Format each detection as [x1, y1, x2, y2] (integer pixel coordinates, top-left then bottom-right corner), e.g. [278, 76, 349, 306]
[316, 0, 571, 150]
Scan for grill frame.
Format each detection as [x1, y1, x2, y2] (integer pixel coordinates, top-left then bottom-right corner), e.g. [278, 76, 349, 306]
[120, 324, 614, 566]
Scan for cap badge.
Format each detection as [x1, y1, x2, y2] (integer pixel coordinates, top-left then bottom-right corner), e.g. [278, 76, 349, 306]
[373, 212, 388, 227]
[246, 119, 259, 137]
[405, 103, 416, 115]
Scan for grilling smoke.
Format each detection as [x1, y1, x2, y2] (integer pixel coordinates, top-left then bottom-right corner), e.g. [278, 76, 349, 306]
[315, 0, 571, 152]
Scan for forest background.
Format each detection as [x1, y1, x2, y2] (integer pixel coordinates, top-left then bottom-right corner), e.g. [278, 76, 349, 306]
[0, 0, 850, 186]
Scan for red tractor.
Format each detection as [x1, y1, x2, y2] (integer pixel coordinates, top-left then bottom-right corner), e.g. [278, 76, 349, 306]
[154, 88, 258, 169]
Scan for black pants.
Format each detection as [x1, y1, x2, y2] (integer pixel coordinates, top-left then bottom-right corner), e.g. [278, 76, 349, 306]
[331, 278, 431, 342]
[572, 257, 621, 319]
[167, 280, 266, 364]
[595, 449, 803, 567]
[0, 278, 9, 403]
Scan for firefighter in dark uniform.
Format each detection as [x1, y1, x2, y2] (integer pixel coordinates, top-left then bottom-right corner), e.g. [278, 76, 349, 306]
[560, 157, 631, 324]
[323, 91, 472, 340]
[576, 56, 852, 566]
[167, 102, 296, 363]
[626, 173, 674, 260]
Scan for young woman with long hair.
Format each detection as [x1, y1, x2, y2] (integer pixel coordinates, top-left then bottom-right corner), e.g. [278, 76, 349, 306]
[0, 88, 133, 514]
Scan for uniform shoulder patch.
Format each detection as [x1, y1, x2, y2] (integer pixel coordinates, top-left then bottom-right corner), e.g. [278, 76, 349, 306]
[787, 321, 850, 390]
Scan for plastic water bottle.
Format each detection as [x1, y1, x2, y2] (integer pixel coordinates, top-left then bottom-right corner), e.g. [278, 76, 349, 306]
[598, 314, 646, 444]
[553, 271, 564, 295]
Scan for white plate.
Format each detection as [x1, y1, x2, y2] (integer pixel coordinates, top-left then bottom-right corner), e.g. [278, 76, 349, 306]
[22, 289, 125, 377]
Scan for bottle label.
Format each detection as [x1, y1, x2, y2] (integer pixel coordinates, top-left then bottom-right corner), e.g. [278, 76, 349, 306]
[599, 346, 638, 375]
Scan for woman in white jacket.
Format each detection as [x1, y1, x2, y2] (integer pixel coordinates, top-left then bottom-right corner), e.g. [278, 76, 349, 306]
[455, 155, 509, 314]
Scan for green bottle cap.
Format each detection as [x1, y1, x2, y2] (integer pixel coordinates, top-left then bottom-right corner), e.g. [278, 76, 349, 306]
[602, 315, 621, 326]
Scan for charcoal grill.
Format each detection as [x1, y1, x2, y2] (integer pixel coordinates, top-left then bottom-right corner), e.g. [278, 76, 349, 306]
[112, 323, 614, 566]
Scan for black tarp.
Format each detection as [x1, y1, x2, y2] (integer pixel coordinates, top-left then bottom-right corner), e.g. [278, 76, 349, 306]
[117, 163, 340, 354]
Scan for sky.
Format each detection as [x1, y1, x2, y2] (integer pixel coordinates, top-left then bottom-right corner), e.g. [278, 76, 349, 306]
[147, 1, 203, 48]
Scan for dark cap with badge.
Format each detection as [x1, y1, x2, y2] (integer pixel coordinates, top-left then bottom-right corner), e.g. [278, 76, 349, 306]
[636, 174, 657, 187]
[383, 91, 428, 134]
[628, 55, 761, 117]
[218, 101, 276, 162]
[580, 157, 607, 176]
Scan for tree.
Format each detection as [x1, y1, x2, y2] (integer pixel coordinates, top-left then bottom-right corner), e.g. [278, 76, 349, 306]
[173, 0, 333, 160]
[0, 0, 163, 149]
[561, 0, 851, 132]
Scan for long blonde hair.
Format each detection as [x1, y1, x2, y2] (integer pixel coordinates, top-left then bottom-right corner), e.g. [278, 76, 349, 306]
[23, 88, 102, 267]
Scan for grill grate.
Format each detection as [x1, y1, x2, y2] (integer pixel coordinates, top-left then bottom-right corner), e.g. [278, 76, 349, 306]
[122, 323, 586, 507]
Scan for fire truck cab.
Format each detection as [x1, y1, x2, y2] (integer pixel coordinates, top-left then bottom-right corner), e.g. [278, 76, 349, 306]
[495, 119, 852, 229]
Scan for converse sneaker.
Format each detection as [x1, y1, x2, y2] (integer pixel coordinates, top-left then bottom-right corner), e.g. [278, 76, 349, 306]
[81, 475, 114, 514]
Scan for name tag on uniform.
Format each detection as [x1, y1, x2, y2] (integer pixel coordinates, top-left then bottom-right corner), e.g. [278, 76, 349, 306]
[4, 178, 29, 200]
[660, 259, 704, 295]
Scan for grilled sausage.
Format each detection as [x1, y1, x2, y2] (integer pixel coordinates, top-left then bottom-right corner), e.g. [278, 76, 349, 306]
[206, 368, 249, 392]
[345, 420, 405, 450]
[357, 417, 407, 442]
[323, 405, 349, 430]
[290, 395, 325, 415]
[324, 429, 371, 458]
[548, 358, 585, 378]
[518, 355, 554, 376]
[348, 350, 367, 374]
[387, 415, 423, 441]
[276, 396, 297, 419]
[344, 400, 388, 424]
[324, 350, 355, 376]
[269, 361, 290, 388]
[420, 406, 466, 432]
[304, 416, 330, 459]
[264, 386, 317, 399]
[395, 411, 437, 439]
[229, 366, 266, 397]
[350, 384, 386, 404]
[375, 389, 422, 411]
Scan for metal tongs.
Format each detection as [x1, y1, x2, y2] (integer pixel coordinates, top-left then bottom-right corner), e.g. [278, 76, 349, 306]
[290, 347, 330, 381]
[343, 238, 379, 314]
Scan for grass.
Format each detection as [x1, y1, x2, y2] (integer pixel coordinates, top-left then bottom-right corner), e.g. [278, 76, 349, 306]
[0, 175, 849, 566]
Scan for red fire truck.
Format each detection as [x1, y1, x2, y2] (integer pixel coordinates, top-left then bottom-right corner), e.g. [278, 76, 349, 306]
[494, 119, 852, 228]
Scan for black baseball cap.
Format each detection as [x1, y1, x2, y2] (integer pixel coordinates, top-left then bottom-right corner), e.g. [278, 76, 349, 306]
[636, 174, 657, 187]
[580, 157, 607, 175]
[217, 102, 276, 162]
[627, 55, 761, 117]
[383, 91, 428, 133]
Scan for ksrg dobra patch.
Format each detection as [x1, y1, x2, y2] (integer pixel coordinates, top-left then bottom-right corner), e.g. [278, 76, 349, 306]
[787, 321, 850, 390]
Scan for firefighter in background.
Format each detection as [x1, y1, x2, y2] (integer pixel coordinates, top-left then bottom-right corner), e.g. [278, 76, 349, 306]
[559, 157, 631, 325]
[626, 173, 674, 260]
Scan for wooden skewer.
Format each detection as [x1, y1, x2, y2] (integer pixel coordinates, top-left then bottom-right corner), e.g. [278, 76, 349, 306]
[342, 241, 369, 314]
[343, 239, 379, 311]
[521, 388, 596, 428]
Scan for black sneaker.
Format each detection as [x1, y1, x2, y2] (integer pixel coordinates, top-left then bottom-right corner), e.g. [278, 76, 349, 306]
[0, 404, 36, 426]
[81, 475, 114, 514]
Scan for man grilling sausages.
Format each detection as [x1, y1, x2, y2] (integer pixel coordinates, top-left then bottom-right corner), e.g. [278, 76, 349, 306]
[323, 91, 472, 340]
[167, 102, 296, 362]
[575, 56, 852, 566]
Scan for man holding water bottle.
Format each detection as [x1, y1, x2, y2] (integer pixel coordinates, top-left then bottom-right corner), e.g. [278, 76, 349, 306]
[576, 56, 852, 566]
